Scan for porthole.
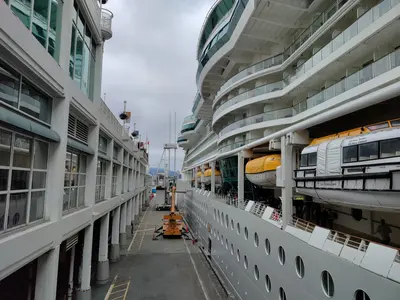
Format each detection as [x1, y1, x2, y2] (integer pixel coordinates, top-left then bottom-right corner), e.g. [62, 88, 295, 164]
[254, 232, 259, 247]
[221, 235, 224, 245]
[278, 246, 285, 265]
[237, 222, 241, 235]
[295, 256, 305, 278]
[279, 287, 287, 300]
[244, 255, 248, 269]
[244, 227, 248, 240]
[225, 214, 229, 228]
[354, 290, 371, 300]
[254, 265, 259, 280]
[213, 209, 216, 219]
[230, 243, 234, 255]
[265, 275, 271, 292]
[225, 238, 228, 250]
[217, 232, 219, 240]
[236, 249, 241, 262]
[321, 270, 334, 297]
[231, 219, 234, 230]
[221, 212, 224, 226]
[265, 238, 271, 255]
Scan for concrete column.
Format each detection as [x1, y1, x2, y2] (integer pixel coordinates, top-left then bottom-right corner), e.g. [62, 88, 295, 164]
[120, 203, 127, 246]
[126, 199, 132, 235]
[68, 246, 75, 300]
[281, 135, 293, 228]
[110, 206, 120, 262]
[76, 225, 93, 300]
[86, 124, 99, 206]
[97, 213, 110, 284]
[131, 197, 136, 224]
[211, 161, 216, 194]
[35, 246, 60, 300]
[238, 152, 245, 202]
[201, 165, 205, 190]
[105, 140, 114, 199]
[57, 0, 73, 70]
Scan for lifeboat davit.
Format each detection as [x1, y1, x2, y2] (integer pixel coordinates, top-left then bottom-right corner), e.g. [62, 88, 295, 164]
[245, 154, 281, 188]
[203, 168, 222, 184]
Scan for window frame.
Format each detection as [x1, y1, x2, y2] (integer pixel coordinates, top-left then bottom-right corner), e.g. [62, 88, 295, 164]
[95, 158, 107, 202]
[358, 141, 379, 162]
[342, 145, 359, 163]
[0, 126, 49, 233]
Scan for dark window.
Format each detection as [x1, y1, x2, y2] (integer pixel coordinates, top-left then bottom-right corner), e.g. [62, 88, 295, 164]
[300, 154, 307, 167]
[343, 145, 358, 163]
[391, 120, 400, 127]
[380, 138, 400, 158]
[308, 152, 317, 166]
[367, 123, 389, 131]
[359, 142, 378, 161]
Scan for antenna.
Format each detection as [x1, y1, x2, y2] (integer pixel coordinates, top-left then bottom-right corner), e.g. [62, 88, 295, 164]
[174, 111, 176, 178]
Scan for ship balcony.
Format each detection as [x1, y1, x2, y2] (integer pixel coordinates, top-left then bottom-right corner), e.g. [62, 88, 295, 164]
[177, 136, 189, 148]
[101, 8, 113, 40]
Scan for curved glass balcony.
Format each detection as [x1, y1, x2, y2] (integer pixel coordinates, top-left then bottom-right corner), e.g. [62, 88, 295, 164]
[192, 93, 201, 114]
[218, 107, 293, 138]
[218, 138, 259, 153]
[213, 0, 399, 124]
[211, 0, 351, 95]
[181, 119, 200, 134]
[294, 47, 400, 114]
[214, 81, 283, 118]
[177, 136, 188, 143]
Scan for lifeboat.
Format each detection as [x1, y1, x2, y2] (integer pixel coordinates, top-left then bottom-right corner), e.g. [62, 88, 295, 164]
[295, 122, 400, 210]
[245, 154, 281, 188]
[203, 168, 222, 184]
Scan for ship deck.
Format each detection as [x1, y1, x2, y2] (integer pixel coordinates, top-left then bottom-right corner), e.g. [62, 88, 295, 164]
[92, 190, 227, 300]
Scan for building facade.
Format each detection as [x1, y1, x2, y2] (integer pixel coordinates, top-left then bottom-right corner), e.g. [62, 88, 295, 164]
[179, 0, 400, 299]
[0, 0, 150, 299]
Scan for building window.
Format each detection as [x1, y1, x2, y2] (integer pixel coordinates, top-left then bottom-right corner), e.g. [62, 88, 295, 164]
[6, 0, 61, 60]
[343, 145, 358, 163]
[69, 1, 96, 99]
[98, 135, 108, 154]
[111, 164, 118, 197]
[96, 158, 106, 202]
[113, 145, 119, 161]
[63, 150, 86, 212]
[0, 128, 48, 232]
[0, 60, 52, 124]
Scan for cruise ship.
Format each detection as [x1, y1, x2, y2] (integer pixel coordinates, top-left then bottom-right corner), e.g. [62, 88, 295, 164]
[0, 1, 151, 299]
[178, 0, 400, 299]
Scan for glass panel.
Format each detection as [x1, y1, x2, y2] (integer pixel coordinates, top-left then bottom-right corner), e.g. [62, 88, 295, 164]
[0, 129, 11, 166]
[11, 170, 29, 190]
[0, 194, 5, 230]
[20, 80, 52, 123]
[359, 142, 379, 161]
[11, 0, 32, 29]
[300, 154, 307, 167]
[65, 151, 72, 172]
[69, 25, 76, 78]
[48, 0, 59, 58]
[79, 154, 87, 173]
[391, 120, 400, 127]
[69, 187, 77, 209]
[78, 187, 85, 206]
[380, 139, 400, 158]
[64, 172, 71, 187]
[71, 153, 79, 173]
[79, 174, 86, 185]
[74, 33, 84, 84]
[308, 153, 317, 166]
[81, 43, 90, 95]
[0, 169, 8, 191]
[30, 190, 44, 222]
[343, 146, 358, 163]
[33, 140, 48, 169]
[32, 171, 46, 189]
[77, 11, 85, 34]
[13, 135, 31, 168]
[63, 188, 70, 211]
[0, 61, 20, 108]
[8, 192, 28, 228]
[89, 53, 96, 100]
[32, 0, 49, 47]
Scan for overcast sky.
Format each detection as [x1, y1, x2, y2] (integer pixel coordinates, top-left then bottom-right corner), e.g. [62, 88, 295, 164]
[101, 0, 214, 171]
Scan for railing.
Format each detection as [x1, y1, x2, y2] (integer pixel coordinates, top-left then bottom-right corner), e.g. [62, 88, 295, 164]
[218, 138, 259, 154]
[101, 8, 113, 40]
[211, 0, 351, 96]
[218, 107, 292, 138]
[294, 47, 400, 113]
[214, 81, 283, 117]
[217, 54, 284, 97]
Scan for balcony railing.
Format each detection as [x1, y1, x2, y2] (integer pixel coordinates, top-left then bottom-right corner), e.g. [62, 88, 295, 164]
[218, 107, 293, 138]
[101, 8, 113, 40]
[218, 138, 259, 154]
[192, 93, 201, 114]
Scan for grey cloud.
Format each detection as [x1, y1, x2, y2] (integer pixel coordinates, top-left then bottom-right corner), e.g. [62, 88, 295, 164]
[101, 0, 214, 170]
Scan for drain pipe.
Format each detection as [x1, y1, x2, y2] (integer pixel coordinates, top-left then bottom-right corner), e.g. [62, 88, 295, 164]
[218, 81, 400, 160]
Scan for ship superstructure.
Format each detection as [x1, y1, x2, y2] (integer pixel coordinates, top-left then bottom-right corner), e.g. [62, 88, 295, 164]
[179, 0, 400, 299]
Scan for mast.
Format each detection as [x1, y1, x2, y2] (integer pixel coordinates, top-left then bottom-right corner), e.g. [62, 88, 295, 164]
[174, 111, 176, 179]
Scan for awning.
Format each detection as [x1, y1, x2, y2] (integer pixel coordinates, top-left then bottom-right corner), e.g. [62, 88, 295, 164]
[0, 106, 60, 142]
[67, 137, 94, 155]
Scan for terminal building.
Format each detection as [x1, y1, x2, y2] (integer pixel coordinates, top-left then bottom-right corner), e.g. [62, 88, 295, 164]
[0, 0, 150, 299]
[179, 0, 400, 299]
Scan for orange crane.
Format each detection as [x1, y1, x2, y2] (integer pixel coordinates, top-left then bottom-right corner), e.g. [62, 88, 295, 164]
[153, 186, 188, 239]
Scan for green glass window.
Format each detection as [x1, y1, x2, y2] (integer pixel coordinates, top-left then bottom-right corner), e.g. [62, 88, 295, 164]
[32, 0, 49, 47]
[10, 0, 31, 29]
